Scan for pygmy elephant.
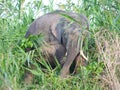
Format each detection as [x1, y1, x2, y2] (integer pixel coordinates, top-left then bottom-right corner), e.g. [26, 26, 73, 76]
[25, 10, 89, 78]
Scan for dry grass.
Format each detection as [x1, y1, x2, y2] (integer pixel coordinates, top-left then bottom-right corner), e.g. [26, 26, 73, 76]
[0, 0, 119, 89]
[95, 29, 120, 90]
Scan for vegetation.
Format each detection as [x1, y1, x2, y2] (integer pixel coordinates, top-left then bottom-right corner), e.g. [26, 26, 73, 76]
[0, 0, 120, 90]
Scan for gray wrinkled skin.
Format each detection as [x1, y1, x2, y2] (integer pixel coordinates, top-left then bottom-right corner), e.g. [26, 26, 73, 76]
[25, 10, 89, 78]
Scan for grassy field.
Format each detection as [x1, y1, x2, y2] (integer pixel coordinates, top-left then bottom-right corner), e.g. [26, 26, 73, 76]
[0, 0, 120, 90]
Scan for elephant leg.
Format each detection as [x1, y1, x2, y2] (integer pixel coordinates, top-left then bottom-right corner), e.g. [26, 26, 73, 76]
[24, 70, 34, 84]
[55, 44, 66, 66]
[69, 53, 80, 74]
[41, 42, 66, 67]
[72, 53, 87, 74]
[24, 44, 57, 84]
[24, 61, 36, 84]
[24, 42, 66, 84]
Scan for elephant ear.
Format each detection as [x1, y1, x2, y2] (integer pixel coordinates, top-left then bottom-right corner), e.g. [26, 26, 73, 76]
[50, 22, 63, 43]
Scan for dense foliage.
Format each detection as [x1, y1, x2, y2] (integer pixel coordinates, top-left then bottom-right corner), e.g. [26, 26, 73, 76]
[0, 0, 120, 90]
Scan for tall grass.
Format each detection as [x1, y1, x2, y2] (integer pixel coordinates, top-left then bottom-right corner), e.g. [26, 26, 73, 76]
[95, 29, 120, 90]
[0, 0, 120, 90]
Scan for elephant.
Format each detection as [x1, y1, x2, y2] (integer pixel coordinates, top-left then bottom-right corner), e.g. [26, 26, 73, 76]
[25, 10, 89, 79]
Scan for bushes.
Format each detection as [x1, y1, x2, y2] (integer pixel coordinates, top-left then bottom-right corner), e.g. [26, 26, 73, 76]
[0, 0, 119, 90]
